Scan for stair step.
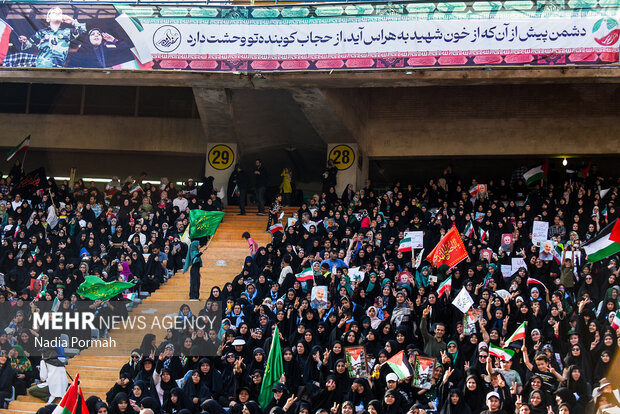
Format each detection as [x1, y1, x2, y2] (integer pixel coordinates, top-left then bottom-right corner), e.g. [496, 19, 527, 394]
[0, 210, 292, 414]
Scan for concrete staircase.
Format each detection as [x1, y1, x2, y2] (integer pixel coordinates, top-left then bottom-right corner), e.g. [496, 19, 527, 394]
[3, 205, 297, 414]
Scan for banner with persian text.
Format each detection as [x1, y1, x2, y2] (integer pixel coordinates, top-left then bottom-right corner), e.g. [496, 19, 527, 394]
[0, 1, 618, 72]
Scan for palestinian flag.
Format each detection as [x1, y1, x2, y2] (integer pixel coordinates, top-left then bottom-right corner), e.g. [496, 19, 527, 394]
[295, 268, 313, 282]
[479, 228, 489, 243]
[611, 312, 620, 330]
[505, 322, 526, 345]
[398, 238, 414, 253]
[552, 245, 563, 265]
[51, 372, 89, 414]
[6, 136, 30, 162]
[464, 221, 474, 238]
[523, 162, 548, 186]
[437, 276, 452, 298]
[583, 219, 620, 263]
[489, 343, 515, 361]
[385, 350, 412, 379]
[527, 278, 547, 291]
[269, 223, 284, 234]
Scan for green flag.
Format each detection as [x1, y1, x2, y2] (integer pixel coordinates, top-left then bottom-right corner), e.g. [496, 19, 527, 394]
[189, 210, 225, 239]
[259, 325, 283, 409]
[77, 276, 135, 301]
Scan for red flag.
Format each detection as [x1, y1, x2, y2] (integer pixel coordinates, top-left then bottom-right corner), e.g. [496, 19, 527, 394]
[426, 226, 468, 269]
[609, 219, 620, 244]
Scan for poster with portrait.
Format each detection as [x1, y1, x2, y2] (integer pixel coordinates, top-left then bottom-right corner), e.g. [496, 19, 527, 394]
[463, 308, 480, 335]
[500, 233, 514, 252]
[480, 249, 493, 263]
[310, 286, 328, 309]
[539, 240, 554, 261]
[412, 356, 436, 390]
[345, 346, 369, 378]
[396, 271, 412, 286]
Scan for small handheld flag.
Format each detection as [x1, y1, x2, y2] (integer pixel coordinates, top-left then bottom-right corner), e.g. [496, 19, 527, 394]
[269, 223, 284, 234]
[6, 136, 30, 162]
[489, 343, 515, 361]
[505, 322, 526, 345]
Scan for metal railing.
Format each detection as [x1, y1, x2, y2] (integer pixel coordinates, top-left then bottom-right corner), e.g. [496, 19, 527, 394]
[0, 0, 540, 6]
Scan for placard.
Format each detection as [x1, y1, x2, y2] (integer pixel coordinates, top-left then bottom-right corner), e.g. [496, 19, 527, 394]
[501, 265, 513, 278]
[412, 356, 436, 390]
[404, 231, 424, 249]
[345, 346, 369, 378]
[532, 221, 549, 247]
[310, 286, 328, 309]
[511, 257, 527, 275]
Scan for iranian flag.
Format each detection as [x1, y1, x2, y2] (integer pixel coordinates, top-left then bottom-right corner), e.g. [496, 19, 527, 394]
[469, 184, 480, 197]
[603, 207, 608, 220]
[437, 276, 452, 298]
[398, 238, 414, 253]
[464, 221, 474, 238]
[269, 223, 284, 234]
[479, 228, 489, 242]
[295, 268, 313, 282]
[385, 350, 412, 379]
[583, 219, 620, 263]
[489, 344, 515, 361]
[505, 322, 526, 345]
[6, 136, 30, 162]
[611, 312, 620, 330]
[527, 277, 547, 291]
[552, 245, 563, 265]
[0, 19, 11, 65]
[52, 372, 88, 414]
[523, 161, 548, 186]
[129, 184, 142, 194]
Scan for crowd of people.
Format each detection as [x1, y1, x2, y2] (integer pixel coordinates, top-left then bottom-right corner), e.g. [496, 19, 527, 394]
[0, 159, 619, 414]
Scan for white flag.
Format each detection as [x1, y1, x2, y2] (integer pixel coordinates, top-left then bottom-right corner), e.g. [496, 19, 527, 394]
[600, 188, 610, 199]
[452, 288, 474, 313]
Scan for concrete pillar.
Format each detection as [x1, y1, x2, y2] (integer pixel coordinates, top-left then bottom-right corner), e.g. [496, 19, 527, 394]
[205, 143, 238, 206]
[326, 143, 367, 194]
[289, 88, 356, 144]
[193, 88, 239, 204]
[192, 88, 238, 143]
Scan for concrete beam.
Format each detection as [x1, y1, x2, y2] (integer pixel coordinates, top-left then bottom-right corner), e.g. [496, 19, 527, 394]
[0, 114, 206, 154]
[289, 88, 356, 144]
[1, 66, 620, 88]
[192, 88, 238, 143]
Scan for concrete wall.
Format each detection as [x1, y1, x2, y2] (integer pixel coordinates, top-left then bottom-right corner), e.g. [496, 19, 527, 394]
[337, 84, 620, 157]
[0, 114, 206, 154]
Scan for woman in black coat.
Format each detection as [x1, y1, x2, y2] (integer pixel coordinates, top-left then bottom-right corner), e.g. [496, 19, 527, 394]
[181, 370, 211, 413]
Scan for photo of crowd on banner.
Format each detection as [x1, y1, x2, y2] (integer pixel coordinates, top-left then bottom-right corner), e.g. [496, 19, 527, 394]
[0, 152, 619, 414]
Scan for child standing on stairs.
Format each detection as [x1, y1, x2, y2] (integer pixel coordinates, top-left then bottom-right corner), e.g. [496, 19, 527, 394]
[266, 194, 283, 233]
[242, 232, 258, 257]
